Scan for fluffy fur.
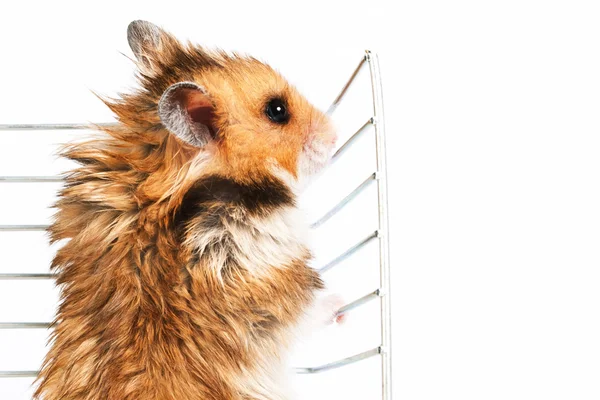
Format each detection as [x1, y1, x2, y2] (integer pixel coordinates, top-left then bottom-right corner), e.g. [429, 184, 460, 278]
[34, 21, 337, 400]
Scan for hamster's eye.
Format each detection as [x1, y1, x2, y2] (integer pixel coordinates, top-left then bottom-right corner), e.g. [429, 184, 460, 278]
[265, 98, 290, 124]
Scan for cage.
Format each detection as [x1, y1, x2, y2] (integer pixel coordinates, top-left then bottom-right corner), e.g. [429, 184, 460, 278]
[0, 51, 391, 399]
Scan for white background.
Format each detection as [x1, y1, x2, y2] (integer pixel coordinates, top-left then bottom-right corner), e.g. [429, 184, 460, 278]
[1, 0, 600, 399]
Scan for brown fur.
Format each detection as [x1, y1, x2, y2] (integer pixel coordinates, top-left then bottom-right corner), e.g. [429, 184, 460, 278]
[34, 21, 336, 400]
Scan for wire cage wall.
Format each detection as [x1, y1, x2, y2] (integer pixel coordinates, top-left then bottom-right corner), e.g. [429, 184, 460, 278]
[0, 51, 391, 399]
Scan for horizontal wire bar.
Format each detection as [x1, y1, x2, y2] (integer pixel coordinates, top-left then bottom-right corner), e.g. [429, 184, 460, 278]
[0, 225, 49, 231]
[326, 55, 368, 115]
[311, 172, 377, 229]
[0, 371, 38, 378]
[336, 288, 383, 317]
[0, 290, 382, 323]
[0, 273, 55, 280]
[0, 123, 116, 131]
[331, 117, 375, 163]
[0, 322, 52, 329]
[0, 176, 64, 183]
[318, 230, 379, 273]
[0, 348, 384, 378]
[294, 346, 382, 374]
[0, 290, 382, 325]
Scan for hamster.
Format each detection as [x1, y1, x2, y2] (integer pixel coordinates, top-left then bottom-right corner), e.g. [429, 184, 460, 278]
[35, 20, 342, 400]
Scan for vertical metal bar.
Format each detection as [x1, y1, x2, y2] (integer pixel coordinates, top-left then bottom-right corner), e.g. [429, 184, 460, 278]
[367, 50, 393, 400]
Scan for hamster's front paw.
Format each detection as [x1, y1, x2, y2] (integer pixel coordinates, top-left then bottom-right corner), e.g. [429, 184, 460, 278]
[319, 293, 347, 325]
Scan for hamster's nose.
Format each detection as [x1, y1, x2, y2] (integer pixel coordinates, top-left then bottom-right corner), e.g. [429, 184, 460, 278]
[331, 133, 338, 146]
[325, 126, 338, 147]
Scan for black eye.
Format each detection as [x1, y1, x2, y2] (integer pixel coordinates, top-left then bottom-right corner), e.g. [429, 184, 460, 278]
[265, 98, 290, 124]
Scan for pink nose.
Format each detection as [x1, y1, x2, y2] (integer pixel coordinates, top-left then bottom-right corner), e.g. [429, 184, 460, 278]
[330, 134, 338, 146]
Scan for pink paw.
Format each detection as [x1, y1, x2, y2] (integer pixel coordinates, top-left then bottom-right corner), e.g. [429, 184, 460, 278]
[320, 294, 347, 325]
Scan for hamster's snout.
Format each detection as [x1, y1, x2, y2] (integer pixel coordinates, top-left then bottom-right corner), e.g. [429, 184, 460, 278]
[318, 126, 338, 148]
[309, 112, 337, 147]
[297, 114, 338, 178]
[306, 121, 336, 154]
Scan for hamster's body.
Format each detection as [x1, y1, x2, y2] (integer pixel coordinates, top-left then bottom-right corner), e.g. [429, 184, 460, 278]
[34, 21, 338, 400]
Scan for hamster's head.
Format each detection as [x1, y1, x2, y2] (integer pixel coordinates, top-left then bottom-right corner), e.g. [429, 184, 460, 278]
[123, 20, 337, 188]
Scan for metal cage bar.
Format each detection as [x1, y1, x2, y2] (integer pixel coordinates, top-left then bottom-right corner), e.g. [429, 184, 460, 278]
[0, 123, 115, 131]
[0, 273, 56, 280]
[336, 288, 383, 317]
[0, 323, 52, 329]
[0, 176, 63, 183]
[318, 230, 380, 274]
[0, 51, 391, 399]
[294, 346, 382, 374]
[0, 225, 50, 231]
[366, 50, 393, 400]
[310, 172, 377, 229]
[296, 51, 392, 400]
[331, 117, 375, 163]
[0, 371, 39, 378]
[326, 55, 368, 115]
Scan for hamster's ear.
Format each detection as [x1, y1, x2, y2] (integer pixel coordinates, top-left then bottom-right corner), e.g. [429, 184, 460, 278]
[127, 20, 169, 74]
[158, 82, 216, 147]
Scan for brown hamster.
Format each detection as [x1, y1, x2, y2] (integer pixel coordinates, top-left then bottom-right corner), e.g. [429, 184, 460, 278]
[34, 20, 341, 400]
